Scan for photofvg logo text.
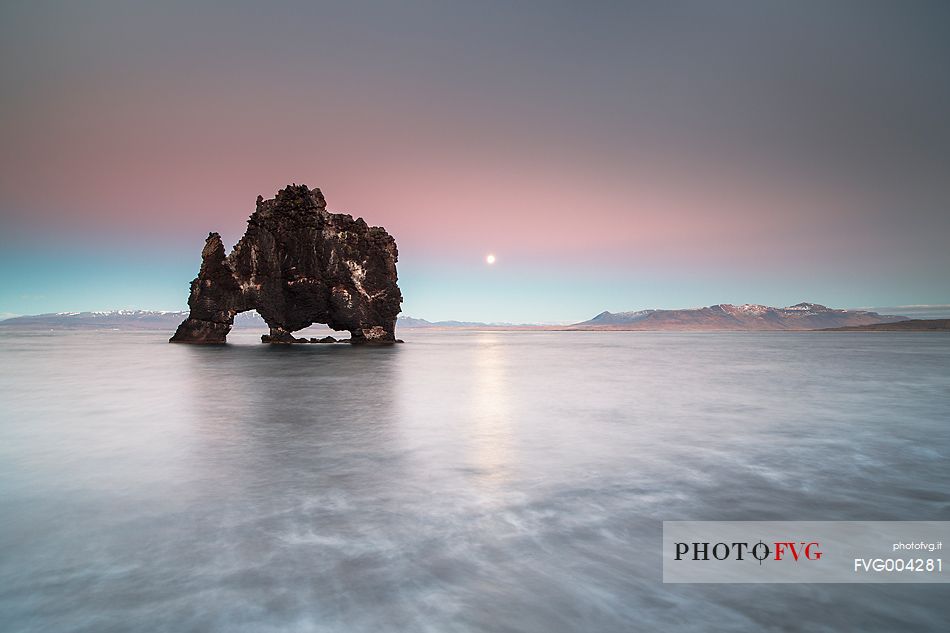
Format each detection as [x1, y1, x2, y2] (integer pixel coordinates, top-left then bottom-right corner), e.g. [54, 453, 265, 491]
[675, 540, 822, 563]
[663, 521, 949, 583]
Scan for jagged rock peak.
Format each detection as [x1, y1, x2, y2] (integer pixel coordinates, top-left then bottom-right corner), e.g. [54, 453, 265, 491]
[170, 184, 402, 345]
[254, 183, 327, 215]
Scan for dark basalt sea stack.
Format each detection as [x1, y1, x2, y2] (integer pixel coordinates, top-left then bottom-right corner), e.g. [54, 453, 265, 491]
[170, 185, 402, 344]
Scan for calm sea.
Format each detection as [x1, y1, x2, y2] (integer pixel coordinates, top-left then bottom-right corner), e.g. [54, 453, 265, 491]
[1, 330, 948, 632]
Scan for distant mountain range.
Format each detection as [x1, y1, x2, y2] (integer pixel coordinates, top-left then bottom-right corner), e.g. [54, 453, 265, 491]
[0, 311, 509, 330]
[396, 317, 529, 328]
[0, 303, 915, 332]
[570, 303, 907, 331]
[0, 310, 267, 330]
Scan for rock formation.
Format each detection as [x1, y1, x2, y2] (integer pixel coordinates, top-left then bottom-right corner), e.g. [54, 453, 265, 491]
[170, 184, 402, 344]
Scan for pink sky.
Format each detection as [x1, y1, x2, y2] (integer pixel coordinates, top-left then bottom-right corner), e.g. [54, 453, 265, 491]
[1, 2, 948, 321]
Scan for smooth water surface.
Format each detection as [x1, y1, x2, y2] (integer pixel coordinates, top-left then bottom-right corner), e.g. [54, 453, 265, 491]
[1, 330, 948, 632]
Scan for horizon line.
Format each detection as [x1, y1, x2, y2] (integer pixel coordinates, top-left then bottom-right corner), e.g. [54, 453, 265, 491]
[5, 302, 950, 324]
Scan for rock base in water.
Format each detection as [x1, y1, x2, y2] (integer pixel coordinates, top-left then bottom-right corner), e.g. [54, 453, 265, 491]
[260, 333, 347, 344]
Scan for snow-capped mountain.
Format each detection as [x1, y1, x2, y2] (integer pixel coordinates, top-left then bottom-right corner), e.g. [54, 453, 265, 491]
[0, 310, 269, 330]
[572, 302, 908, 331]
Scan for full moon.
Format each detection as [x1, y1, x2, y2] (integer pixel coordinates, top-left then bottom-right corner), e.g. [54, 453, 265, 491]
[486, 254, 496, 265]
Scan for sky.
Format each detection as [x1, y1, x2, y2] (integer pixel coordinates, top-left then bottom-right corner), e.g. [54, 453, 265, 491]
[1, 1, 949, 323]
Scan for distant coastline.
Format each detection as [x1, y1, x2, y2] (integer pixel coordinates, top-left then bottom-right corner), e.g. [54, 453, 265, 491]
[819, 319, 950, 332]
[398, 302, 911, 332]
[2, 302, 946, 333]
